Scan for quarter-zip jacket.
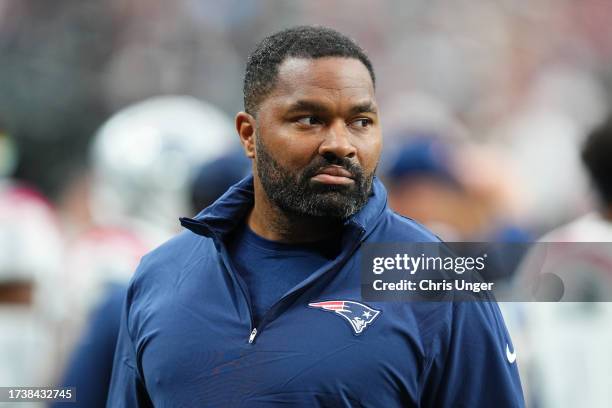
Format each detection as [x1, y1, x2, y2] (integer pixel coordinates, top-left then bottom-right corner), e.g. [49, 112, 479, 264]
[107, 176, 524, 407]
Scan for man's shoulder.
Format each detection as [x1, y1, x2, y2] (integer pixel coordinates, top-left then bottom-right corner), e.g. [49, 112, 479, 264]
[370, 208, 441, 242]
[449, 300, 510, 341]
[401, 300, 511, 367]
[384, 299, 508, 364]
[130, 230, 215, 290]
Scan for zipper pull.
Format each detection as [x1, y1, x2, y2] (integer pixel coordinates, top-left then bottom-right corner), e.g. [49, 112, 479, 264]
[248, 328, 258, 344]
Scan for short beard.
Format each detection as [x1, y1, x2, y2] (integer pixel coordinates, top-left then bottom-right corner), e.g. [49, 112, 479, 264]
[255, 136, 375, 219]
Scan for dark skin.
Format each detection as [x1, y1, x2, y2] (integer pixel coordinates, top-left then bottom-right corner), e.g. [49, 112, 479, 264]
[236, 57, 382, 243]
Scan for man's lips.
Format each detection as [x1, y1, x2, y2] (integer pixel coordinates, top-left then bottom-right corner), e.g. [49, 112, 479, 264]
[310, 166, 355, 185]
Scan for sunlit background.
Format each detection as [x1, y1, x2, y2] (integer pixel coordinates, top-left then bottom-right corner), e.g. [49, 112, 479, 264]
[2, 0, 612, 407]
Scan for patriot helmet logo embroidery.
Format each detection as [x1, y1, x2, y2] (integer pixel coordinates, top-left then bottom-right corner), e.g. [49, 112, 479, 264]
[308, 300, 381, 335]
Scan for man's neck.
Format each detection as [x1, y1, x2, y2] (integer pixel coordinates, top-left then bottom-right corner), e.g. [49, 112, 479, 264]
[247, 181, 343, 244]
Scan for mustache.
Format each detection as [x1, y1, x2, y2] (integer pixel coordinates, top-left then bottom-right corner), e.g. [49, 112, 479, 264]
[301, 155, 364, 180]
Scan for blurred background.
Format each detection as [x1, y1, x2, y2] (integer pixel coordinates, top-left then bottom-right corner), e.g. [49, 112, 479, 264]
[1, 0, 612, 406]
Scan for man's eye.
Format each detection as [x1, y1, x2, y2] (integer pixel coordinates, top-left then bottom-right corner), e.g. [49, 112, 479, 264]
[352, 118, 372, 128]
[296, 116, 322, 126]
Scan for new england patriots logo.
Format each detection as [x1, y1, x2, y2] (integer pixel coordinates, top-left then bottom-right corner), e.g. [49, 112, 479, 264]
[308, 300, 381, 335]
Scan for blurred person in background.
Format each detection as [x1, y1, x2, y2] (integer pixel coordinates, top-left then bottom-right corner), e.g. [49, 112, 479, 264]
[384, 136, 462, 240]
[56, 95, 236, 344]
[0, 124, 64, 407]
[190, 150, 251, 212]
[513, 114, 612, 407]
[384, 135, 531, 282]
[51, 96, 238, 408]
[385, 136, 529, 243]
[540, 115, 612, 243]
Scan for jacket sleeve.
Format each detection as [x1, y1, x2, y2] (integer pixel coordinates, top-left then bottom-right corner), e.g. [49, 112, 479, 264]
[106, 286, 153, 408]
[421, 301, 525, 408]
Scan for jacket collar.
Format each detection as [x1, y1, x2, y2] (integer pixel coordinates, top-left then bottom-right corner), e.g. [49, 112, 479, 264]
[180, 174, 387, 241]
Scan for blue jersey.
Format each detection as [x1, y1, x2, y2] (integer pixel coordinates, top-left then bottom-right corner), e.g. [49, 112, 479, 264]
[107, 176, 524, 407]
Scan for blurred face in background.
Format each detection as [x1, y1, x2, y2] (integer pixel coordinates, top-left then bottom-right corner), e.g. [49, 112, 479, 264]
[248, 57, 382, 219]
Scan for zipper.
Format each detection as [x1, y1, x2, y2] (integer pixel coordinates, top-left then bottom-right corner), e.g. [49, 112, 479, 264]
[248, 328, 258, 344]
[181, 218, 259, 345]
[218, 246, 258, 344]
[181, 216, 366, 346]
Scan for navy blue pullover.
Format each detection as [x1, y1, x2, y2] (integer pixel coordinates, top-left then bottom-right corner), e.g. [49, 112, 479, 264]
[107, 176, 524, 407]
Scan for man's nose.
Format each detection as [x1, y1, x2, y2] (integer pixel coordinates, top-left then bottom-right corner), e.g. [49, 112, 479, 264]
[318, 120, 357, 159]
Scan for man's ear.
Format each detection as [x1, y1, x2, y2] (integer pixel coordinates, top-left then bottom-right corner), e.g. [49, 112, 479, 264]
[236, 112, 256, 159]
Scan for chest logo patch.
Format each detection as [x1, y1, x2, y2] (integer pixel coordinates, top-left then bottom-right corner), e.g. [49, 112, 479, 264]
[308, 300, 381, 335]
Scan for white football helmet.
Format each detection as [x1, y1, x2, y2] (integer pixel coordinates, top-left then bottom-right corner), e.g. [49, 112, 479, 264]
[90, 95, 237, 244]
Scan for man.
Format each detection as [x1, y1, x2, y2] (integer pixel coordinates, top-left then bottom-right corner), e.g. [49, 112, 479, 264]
[107, 26, 524, 407]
